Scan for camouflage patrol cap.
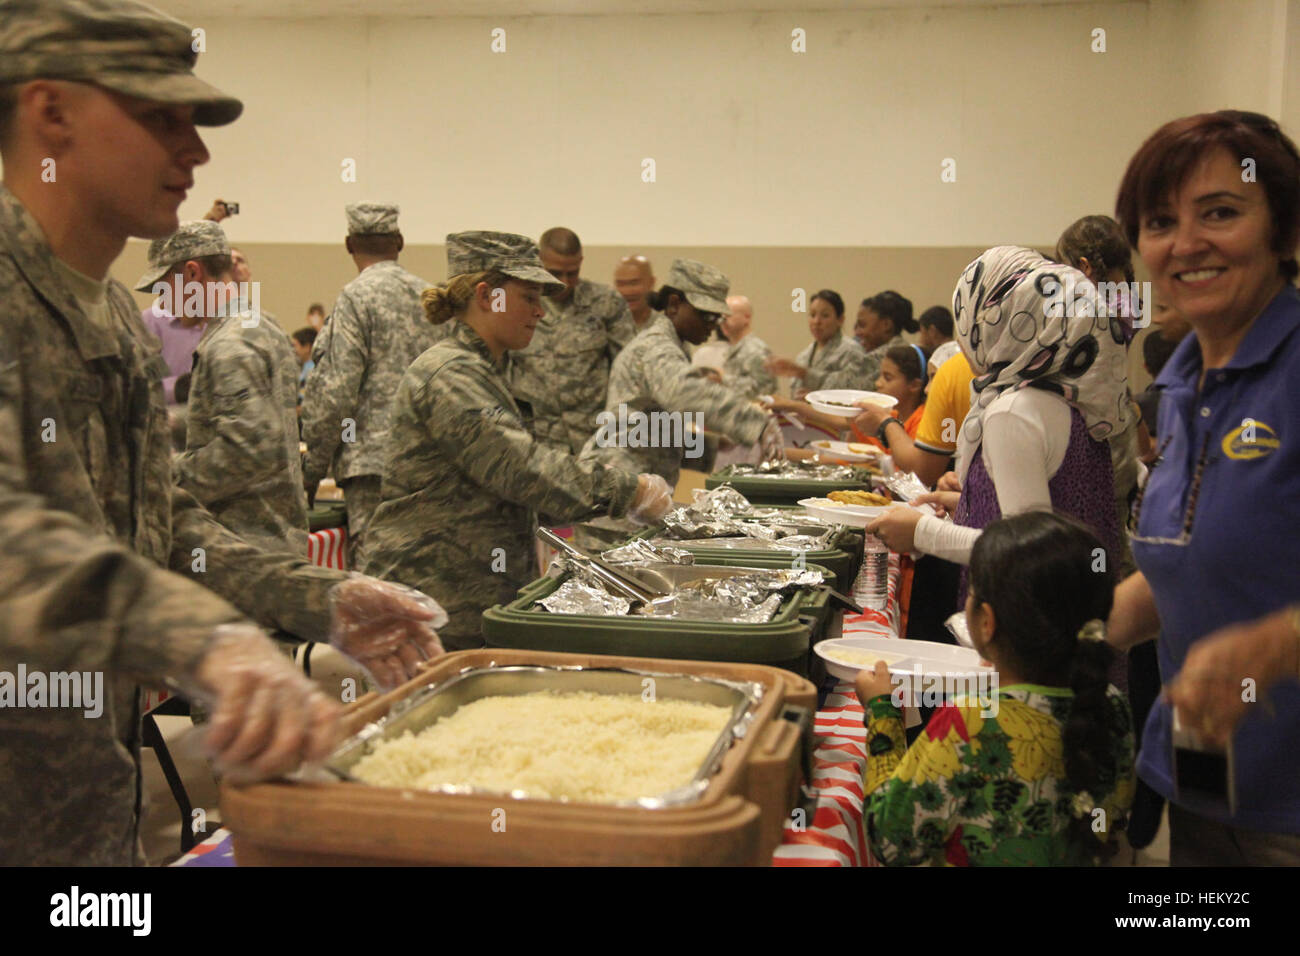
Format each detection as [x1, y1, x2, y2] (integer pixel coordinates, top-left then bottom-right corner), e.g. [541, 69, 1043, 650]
[446, 231, 565, 294]
[133, 219, 229, 291]
[346, 202, 400, 236]
[666, 258, 730, 316]
[0, 0, 243, 126]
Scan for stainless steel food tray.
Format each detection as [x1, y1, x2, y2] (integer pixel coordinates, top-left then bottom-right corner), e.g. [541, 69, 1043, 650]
[325, 665, 765, 809]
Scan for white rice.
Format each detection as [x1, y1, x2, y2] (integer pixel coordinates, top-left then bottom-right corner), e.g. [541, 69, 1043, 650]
[349, 690, 735, 803]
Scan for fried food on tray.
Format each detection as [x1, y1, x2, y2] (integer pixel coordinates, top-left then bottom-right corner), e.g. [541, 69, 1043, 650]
[827, 489, 892, 506]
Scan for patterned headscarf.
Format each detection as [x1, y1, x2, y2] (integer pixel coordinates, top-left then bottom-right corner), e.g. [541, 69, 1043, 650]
[951, 246, 1133, 480]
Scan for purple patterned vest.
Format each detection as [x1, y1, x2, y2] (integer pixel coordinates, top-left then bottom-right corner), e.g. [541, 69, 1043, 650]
[953, 405, 1125, 687]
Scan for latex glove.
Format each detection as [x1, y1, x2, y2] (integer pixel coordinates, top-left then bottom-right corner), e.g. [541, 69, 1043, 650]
[194, 625, 343, 781]
[628, 473, 673, 526]
[328, 575, 448, 691]
[765, 357, 807, 378]
[759, 418, 785, 463]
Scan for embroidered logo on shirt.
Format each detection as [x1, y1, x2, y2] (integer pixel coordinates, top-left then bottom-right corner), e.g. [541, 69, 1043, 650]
[1221, 418, 1279, 460]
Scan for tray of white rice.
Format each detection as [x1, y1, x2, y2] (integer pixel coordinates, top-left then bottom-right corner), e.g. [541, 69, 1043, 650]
[331, 665, 760, 807]
[220, 648, 820, 866]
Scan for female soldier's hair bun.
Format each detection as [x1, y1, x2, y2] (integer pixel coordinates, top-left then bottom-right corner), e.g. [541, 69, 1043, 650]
[422, 270, 512, 325]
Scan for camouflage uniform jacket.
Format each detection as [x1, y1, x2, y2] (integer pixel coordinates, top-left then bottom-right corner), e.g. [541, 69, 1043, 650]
[361, 321, 639, 648]
[0, 187, 347, 866]
[175, 306, 309, 554]
[723, 333, 777, 399]
[507, 278, 636, 453]
[301, 260, 441, 484]
[579, 315, 769, 485]
[795, 329, 871, 393]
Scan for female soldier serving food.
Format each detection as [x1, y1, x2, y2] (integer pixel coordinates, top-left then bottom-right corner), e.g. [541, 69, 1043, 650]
[362, 232, 672, 649]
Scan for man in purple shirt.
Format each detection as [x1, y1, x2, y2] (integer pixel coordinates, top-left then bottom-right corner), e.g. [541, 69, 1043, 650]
[139, 302, 204, 403]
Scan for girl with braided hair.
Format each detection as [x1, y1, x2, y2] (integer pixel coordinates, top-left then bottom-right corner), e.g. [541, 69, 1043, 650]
[857, 511, 1136, 866]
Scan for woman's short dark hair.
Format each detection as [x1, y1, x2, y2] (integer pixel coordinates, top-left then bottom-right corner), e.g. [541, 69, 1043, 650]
[1056, 215, 1135, 284]
[917, 305, 954, 337]
[810, 288, 845, 318]
[1115, 110, 1300, 280]
[864, 290, 918, 334]
[291, 327, 317, 347]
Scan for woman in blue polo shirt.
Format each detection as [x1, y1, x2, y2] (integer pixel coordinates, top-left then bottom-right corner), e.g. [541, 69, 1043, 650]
[1107, 111, 1300, 864]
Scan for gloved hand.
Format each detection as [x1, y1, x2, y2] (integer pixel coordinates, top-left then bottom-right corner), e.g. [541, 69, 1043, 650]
[628, 473, 673, 526]
[759, 417, 785, 463]
[328, 575, 448, 691]
[193, 624, 343, 781]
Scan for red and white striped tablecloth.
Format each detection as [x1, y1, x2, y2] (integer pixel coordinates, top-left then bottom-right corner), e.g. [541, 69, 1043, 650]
[307, 527, 348, 570]
[773, 550, 902, 867]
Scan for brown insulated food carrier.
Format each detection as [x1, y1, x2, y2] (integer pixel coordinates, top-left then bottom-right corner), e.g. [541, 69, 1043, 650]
[221, 648, 818, 866]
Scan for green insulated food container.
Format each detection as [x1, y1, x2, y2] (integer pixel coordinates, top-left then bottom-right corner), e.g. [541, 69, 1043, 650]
[704, 464, 879, 505]
[308, 502, 349, 532]
[481, 560, 834, 676]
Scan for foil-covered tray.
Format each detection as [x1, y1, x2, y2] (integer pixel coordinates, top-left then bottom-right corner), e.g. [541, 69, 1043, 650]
[325, 665, 765, 809]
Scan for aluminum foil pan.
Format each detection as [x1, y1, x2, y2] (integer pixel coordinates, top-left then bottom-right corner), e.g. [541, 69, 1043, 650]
[728, 460, 862, 481]
[600, 538, 695, 567]
[325, 664, 765, 809]
[538, 579, 631, 616]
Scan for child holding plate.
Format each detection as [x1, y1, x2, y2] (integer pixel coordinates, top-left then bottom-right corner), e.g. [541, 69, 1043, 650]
[855, 512, 1136, 865]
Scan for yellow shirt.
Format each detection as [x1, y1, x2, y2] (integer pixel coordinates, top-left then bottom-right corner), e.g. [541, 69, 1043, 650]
[913, 353, 974, 456]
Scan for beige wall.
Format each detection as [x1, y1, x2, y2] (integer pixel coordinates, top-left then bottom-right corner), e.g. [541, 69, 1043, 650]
[14, 0, 1296, 396]
[95, 0, 1289, 248]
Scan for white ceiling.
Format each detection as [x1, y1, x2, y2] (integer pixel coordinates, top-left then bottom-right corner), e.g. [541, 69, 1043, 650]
[153, 0, 1118, 18]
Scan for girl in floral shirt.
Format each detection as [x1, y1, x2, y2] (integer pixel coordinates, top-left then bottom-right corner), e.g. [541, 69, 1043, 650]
[856, 512, 1136, 865]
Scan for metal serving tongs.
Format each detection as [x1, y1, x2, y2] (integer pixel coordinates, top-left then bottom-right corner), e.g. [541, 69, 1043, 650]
[535, 527, 675, 605]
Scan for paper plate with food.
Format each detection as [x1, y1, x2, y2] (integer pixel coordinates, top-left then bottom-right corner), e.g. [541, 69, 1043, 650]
[805, 389, 899, 418]
[808, 439, 884, 463]
[815, 636, 993, 684]
[798, 489, 895, 526]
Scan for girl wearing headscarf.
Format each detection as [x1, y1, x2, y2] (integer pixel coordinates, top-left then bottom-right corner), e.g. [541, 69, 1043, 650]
[867, 246, 1134, 574]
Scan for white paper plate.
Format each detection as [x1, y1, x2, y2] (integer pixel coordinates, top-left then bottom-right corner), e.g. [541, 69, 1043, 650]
[809, 439, 884, 463]
[805, 389, 899, 418]
[798, 496, 891, 527]
[815, 636, 994, 684]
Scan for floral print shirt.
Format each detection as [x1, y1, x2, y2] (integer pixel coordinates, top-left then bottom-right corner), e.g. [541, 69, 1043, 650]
[864, 684, 1136, 866]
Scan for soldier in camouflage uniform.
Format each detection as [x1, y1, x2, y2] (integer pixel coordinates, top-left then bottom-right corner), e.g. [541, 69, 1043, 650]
[302, 203, 440, 563]
[0, 0, 443, 866]
[613, 254, 660, 333]
[508, 227, 637, 453]
[720, 294, 777, 399]
[362, 232, 672, 650]
[135, 221, 310, 554]
[768, 289, 871, 396]
[579, 259, 782, 487]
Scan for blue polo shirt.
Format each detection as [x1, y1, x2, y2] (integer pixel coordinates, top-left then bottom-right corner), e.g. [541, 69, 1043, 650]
[1132, 283, 1300, 832]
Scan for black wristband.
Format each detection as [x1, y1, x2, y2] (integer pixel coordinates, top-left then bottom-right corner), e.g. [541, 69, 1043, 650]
[876, 417, 901, 447]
